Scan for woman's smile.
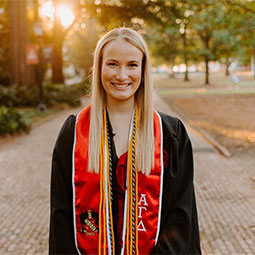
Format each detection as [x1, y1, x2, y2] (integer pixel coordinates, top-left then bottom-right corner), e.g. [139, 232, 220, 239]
[110, 82, 131, 89]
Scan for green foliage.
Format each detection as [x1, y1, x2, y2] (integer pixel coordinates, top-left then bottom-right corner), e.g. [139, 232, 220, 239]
[84, 0, 255, 81]
[0, 106, 30, 135]
[0, 87, 16, 107]
[0, 84, 32, 135]
[0, 85, 38, 107]
[0, 81, 90, 108]
[65, 19, 102, 78]
[0, 81, 91, 135]
[44, 83, 85, 107]
[149, 24, 180, 65]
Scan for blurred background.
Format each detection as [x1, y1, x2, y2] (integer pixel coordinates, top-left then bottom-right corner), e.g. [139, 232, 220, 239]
[0, 0, 255, 152]
[0, 0, 255, 254]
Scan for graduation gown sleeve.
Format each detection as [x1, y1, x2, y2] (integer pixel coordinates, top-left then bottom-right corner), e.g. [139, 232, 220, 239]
[49, 115, 78, 254]
[152, 113, 201, 254]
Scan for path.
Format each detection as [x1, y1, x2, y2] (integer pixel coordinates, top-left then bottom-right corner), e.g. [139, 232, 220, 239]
[0, 95, 254, 254]
[155, 94, 255, 254]
[0, 103, 86, 254]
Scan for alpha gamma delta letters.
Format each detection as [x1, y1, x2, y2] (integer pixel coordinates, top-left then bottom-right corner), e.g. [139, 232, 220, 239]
[137, 193, 148, 232]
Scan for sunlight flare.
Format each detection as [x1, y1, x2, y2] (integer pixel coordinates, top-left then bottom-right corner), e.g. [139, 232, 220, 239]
[56, 4, 75, 28]
[40, 1, 54, 19]
[40, 1, 75, 28]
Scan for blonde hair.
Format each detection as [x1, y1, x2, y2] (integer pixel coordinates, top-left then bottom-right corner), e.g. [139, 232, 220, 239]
[88, 27, 154, 175]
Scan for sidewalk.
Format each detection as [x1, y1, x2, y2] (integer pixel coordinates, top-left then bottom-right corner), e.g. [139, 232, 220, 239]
[0, 95, 254, 254]
[155, 94, 255, 254]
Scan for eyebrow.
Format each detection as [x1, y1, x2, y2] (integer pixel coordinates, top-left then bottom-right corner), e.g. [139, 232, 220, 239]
[106, 59, 140, 63]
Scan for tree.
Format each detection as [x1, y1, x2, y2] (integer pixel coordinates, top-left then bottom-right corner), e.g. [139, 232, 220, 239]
[7, 0, 35, 86]
[65, 19, 102, 79]
[51, 0, 82, 84]
[191, 1, 219, 84]
[218, 0, 255, 77]
[149, 25, 180, 78]
[38, 0, 255, 86]
[85, 0, 184, 79]
[0, 0, 10, 85]
[174, 2, 197, 82]
[236, 1, 255, 78]
[213, 7, 242, 76]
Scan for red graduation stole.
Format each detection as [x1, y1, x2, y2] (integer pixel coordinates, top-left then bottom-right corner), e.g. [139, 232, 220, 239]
[72, 105, 164, 255]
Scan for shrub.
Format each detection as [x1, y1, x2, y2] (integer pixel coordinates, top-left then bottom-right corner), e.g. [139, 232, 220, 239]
[0, 74, 11, 86]
[0, 106, 30, 135]
[44, 82, 90, 107]
[0, 85, 38, 107]
[14, 86, 38, 107]
[0, 87, 16, 107]
[0, 81, 90, 108]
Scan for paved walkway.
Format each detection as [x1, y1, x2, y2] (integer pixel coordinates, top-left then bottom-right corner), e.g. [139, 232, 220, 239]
[155, 95, 255, 254]
[0, 95, 254, 254]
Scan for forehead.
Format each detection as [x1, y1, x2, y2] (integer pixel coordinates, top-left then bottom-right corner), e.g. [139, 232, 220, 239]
[102, 38, 143, 62]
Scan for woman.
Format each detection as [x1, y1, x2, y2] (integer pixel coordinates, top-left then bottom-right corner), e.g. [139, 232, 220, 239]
[49, 27, 201, 254]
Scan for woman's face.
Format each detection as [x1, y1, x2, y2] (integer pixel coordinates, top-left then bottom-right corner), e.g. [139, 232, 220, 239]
[101, 38, 143, 103]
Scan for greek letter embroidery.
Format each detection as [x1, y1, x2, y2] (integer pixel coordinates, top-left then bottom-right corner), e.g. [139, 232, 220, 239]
[137, 193, 148, 232]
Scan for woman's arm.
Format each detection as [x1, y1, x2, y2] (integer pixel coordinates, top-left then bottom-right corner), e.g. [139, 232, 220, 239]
[49, 115, 78, 254]
[152, 116, 201, 254]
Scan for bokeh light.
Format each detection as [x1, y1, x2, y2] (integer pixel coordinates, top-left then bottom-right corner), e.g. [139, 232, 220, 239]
[56, 5, 75, 28]
[40, 1, 75, 28]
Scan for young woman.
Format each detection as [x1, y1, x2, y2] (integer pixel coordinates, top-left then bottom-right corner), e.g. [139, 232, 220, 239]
[49, 28, 201, 254]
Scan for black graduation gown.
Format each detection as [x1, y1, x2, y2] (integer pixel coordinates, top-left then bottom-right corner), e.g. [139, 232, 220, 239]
[49, 112, 201, 255]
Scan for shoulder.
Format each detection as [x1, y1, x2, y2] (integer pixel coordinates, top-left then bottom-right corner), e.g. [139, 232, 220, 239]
[54, 114, 77, 154]
[57, 114, 76, 141]
[157, 112, 193, 179]
[157, 111, 188, 141]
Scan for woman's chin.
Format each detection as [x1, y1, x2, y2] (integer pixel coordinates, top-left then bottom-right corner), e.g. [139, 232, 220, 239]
[107, 93, 134, 103]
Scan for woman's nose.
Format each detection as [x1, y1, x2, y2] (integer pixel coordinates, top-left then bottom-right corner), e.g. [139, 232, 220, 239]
[116, 66, 128, 80]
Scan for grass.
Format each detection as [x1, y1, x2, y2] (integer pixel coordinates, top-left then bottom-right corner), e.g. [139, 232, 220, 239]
[17, 105, 67, 125]
[157, 88, 255, 96]
[153, 71, 255, 96]
[156, 72, 255, 154]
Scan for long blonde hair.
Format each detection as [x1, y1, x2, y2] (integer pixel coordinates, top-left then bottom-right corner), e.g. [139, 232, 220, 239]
[88, 27, 154, 175]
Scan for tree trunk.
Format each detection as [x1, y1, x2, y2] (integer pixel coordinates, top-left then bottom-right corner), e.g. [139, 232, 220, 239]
[253, 48, 255, 80]
[52, 39, 64, 84]
[52, 0, 64, 84]
[184, 57, 189, 81]
[204, 32, 210, 85]
[225, 58, 231, 76]
[205, 58, 209, 85]
[182, 24, 189, 82]
[7, 0, 36, 86]
[169, 55, 175, 79]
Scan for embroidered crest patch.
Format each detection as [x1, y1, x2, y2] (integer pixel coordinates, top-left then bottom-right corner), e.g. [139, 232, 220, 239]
[79, 210, 99, 235]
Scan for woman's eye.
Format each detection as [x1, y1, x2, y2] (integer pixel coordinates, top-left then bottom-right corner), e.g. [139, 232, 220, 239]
[108, 62, 117, 67]
[129, 63, 138, 68]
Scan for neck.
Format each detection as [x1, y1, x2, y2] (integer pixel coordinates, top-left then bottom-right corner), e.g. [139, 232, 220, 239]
[106, 96, 135, 116]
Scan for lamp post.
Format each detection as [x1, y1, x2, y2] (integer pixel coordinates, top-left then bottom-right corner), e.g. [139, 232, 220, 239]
[33, 15, 46, 112]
